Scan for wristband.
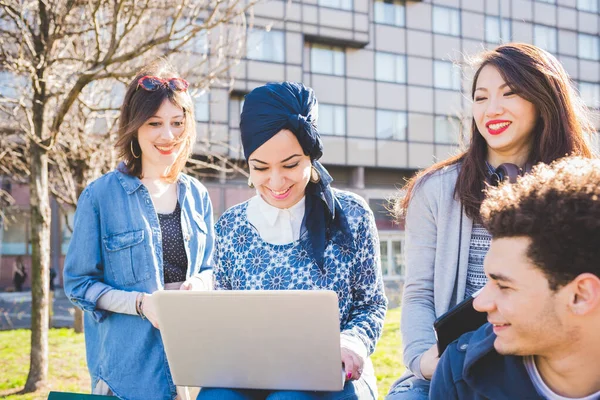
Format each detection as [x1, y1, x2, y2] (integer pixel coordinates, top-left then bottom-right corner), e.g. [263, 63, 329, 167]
[136, 293, 146, 320]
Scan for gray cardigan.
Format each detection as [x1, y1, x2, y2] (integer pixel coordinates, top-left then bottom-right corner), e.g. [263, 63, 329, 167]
[400, 163, 474, 381]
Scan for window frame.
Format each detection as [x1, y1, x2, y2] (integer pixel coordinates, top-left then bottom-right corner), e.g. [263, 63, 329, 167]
[434, 60, 462, 90]
[432, 6, 461, 37]
[578, 33, 600, 61]
[376, 110, 408, 141]
[577, 0, 599, 12]
[533, 24, 558, 54]
[375, 52, 407, 84]
[434, 115, 462, 145]
[193, 91, 210, 123]
[310, 44, 346, 76]
[579, 81, 600, 109]
[373, 0, 405, 27]
[318, 0, 353, 11]
[485, 16, 511, 44]
[246, 29, 285, 63]
[378, 232, 406, 280]
[318, 103, 346, 136]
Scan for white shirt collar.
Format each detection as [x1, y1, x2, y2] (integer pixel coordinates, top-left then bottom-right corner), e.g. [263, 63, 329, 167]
[255, 195, 306, 227]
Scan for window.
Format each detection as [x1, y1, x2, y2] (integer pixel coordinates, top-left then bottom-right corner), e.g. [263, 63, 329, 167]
[318, 0, 352, 10]
[535, 0, 555, 3]
[534, 25, 557, 53]
[434, 61, 461, 90]
[579, 33, 600, 61]
[578, 0, 598, 12]
[375, 53, 406, 83]
[0, 71, 26, 100]
[318, 104, 346, 136]
[184, 31, 208, 55]
[61, 209, 75, 255]
[310, 44, 345, 76]
[433, 6, 460, 37]
[170, 18, 208, 55]
[377, 110, 407, 140]
[246, 29, 284, 63]
[485, 16, 511, 44]
[435, 116, 461, 144]
[579, 82, 600, 108]
[369, 198, 397, 230]
[1, 211, 28, 255]
[379, 235, 405, 278]
[194, 91, 209, 122]
[229, 95, 245, 129]
[374, 0, 405, 27]
[84, 80, 125, 134]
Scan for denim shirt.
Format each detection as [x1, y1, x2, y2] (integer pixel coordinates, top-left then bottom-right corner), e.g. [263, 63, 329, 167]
[63, 164, 215, 400]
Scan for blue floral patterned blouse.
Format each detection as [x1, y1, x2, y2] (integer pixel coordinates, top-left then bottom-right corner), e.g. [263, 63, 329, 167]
[214, 190, 388, 355]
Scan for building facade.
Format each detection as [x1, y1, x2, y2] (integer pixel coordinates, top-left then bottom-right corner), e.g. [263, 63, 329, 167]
[1, 0, 599, 304]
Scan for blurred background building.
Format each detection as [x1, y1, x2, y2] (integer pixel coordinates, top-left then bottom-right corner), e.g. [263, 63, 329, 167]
[1, 0, 599, 304]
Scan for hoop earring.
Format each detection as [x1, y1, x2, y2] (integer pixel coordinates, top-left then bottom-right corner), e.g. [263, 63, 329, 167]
[248, 176, 254, 188]
[130, 140, 141, 159]
[310, 166, 321, 183]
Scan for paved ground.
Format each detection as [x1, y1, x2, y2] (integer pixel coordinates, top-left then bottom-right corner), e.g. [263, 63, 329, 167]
[0, 289, 75, 330]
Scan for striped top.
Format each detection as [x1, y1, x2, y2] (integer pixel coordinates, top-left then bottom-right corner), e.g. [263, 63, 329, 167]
[465, 222, 492, 297]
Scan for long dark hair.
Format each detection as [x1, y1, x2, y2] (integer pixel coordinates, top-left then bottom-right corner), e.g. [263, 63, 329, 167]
[115, 60, 196, 183]
[395, 43, 596, 222]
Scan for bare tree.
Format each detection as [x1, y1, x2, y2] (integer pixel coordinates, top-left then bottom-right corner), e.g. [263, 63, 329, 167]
[0, 0, 254, 392]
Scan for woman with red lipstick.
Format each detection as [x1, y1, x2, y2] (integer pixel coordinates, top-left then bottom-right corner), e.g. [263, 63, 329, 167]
[386, 43, 597, 400]
[200, 82, 388, 400]
[63, 60, 215, 400]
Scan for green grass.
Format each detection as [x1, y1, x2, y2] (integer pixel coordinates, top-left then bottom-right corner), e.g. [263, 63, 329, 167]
[372, 307, 405, 395]
[0, 309, 404, 399]
[0, 329, 90, 399]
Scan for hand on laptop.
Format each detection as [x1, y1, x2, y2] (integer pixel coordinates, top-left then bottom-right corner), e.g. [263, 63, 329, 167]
[141, 293, 160, 329]
[180, 271, 213, 291]
[341, 347, 364, 381]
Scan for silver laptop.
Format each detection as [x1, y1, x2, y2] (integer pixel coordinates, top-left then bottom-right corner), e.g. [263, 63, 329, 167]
[154, 290, 345, 391]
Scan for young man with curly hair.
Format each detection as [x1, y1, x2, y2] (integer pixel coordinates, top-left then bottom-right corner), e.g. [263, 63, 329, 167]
[430, 157, 600, 400]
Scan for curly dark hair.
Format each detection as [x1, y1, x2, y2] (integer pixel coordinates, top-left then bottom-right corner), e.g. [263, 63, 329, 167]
[481, 156, 600, 290]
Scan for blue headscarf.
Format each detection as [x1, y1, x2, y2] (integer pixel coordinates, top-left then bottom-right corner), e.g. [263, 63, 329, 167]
[240, 82, 354, 268]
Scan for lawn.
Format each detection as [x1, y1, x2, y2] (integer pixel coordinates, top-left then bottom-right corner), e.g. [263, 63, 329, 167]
[0, 329, 90, 399]
[0, 308, 404, 399]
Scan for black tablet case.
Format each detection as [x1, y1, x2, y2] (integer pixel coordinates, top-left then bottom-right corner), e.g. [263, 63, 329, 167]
[433, 294, 489, 355]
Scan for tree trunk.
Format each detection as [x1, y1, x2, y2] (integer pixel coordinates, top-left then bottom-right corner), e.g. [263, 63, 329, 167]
[24, 145, 51, 393]
[73, 178, 85, 334]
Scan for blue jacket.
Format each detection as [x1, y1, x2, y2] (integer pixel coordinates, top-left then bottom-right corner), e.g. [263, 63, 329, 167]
[63, 164, 215, 400]
[430, 323, 542, 400]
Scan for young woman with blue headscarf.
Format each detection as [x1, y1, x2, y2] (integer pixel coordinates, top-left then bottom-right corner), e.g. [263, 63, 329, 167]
[199, 82, 388, 400]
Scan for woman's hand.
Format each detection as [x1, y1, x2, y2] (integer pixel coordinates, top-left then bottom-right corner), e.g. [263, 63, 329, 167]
[179, 272, 213, 291]
[341, 346, 365, 381]
[419, 344, 440, 380]
[140, 293, 160, 329]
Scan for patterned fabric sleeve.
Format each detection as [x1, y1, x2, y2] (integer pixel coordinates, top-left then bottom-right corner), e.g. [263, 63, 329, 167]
[213, 220, 232, 290]
[340, 203, 388, 356]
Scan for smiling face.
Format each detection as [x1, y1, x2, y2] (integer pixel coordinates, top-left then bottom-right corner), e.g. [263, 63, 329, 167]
[137, 99, 186, 176]
[472, 64, 539, 166]
[473, 237, 575, 357]
[248, 129, 312, 209]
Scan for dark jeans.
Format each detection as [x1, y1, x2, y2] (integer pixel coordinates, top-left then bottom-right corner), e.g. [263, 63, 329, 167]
[197, 376, 376, 400]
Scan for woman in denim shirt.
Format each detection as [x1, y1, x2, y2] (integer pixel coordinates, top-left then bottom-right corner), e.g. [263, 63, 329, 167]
[198, 82, 388, 400]
[63, 61, 215, 400]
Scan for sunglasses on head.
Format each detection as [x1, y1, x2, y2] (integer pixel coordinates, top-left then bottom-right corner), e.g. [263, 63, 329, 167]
[136, 75, 189, 92]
